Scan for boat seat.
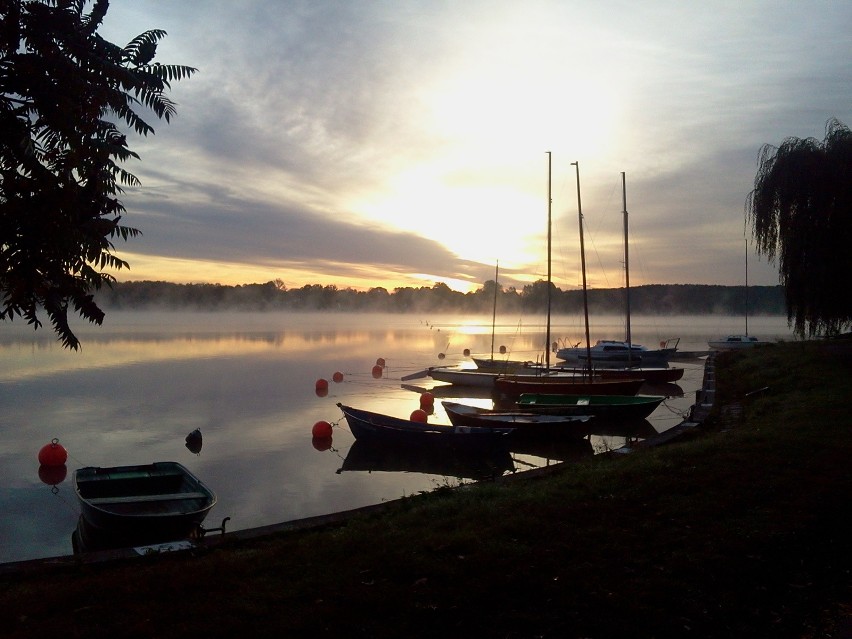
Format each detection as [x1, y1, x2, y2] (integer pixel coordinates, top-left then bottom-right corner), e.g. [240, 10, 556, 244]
[85, 491, 208, 504]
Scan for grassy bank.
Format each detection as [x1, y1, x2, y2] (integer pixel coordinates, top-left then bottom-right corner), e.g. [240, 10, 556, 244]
[2, 341, 851, 638]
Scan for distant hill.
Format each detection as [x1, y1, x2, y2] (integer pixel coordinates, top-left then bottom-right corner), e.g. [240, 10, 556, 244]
[96, 280, 786, 316]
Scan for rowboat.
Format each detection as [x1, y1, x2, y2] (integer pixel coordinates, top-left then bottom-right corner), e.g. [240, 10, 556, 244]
[494, 375, 644, 399]
[337, 403, 512, 448]
[74, 462, 217, 538]
[514, 393, 664, 421]
[442, 401, 592, 439]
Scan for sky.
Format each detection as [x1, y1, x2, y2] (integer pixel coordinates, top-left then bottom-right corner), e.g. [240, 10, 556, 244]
[97, 0, 852, 293]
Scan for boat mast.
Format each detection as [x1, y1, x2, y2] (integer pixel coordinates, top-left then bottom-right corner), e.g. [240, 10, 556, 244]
[571, 161, 592, 376]
[744, 237, 749, 336]
[545, 151, 552, 370]
[622, 171, 632, 358]
[491, 261, 498, 360]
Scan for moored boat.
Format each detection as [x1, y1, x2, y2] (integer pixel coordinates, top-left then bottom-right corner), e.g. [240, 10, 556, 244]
[514, 393, 664, 421]
[556, 339, 678, 366]
[337, 403, 512, 448]
[442, 401, 592, 439]
[708, 334, 772, 350]
[494, 375, 643, 399]
[74, 462, 217, 538]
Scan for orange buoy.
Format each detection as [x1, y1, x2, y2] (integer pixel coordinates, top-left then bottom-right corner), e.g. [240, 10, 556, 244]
[315, 378, 329, 391]
[410, 409, 428, 423]
[376, 357, 386, 367]
[37, 438, 67, 467]
[332, 371, 344, 383]
[463, 348, 471, 357]
[419, 392, 435, 408]
[371, 365, 383, 378]
[312, 420, 333, 438]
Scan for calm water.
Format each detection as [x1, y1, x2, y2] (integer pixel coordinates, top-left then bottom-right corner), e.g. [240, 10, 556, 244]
[0, 311, 794, 564]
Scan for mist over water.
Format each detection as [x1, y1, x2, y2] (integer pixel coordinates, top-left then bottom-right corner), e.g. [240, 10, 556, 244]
[0, 312, 794, 564]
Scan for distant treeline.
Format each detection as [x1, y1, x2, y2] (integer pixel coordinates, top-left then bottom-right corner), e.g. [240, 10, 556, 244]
[96, 280, 787, 316]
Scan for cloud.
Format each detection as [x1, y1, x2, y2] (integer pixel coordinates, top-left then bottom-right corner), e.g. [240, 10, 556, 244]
[100, 1, 852, 291]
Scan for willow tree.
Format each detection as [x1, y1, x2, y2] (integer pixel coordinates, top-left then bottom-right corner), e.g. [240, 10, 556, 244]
[747, 118, 852, 338]
[0, 0, 196, 348]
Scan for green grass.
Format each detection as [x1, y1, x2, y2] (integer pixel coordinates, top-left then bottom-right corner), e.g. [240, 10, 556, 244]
[2, 341, 851, 638]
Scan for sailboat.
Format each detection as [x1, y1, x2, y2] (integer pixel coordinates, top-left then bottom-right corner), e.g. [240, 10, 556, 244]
[470, 261, 539, 373]
[708, 239, 773, 350]
[555, 172, 679, 368]
[494, 159, 645, 399]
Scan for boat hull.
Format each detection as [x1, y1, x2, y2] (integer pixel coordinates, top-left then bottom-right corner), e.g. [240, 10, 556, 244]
[494, 376, 644, 399]
[514, 393, 664, 421]
[338, 403, 512, 449]
[74, 462, 217, 539]
[442, 401, 592, 439]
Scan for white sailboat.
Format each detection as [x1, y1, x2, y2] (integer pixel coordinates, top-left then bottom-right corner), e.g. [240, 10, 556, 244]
[708, 239, 773, 350]
[556, 172, 679, 367]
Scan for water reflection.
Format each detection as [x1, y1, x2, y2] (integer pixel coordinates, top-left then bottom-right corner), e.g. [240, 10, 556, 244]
[0, 312, 795, 564]
[339, 439, 515, 481]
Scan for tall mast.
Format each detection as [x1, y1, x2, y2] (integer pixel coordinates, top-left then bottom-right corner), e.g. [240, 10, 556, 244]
[571, 161, 592, 376]
[744, 238, 749, 336]
[622, 172, 632, 355]
[545, 151, 552, 370]
[491, 261, 498, 360]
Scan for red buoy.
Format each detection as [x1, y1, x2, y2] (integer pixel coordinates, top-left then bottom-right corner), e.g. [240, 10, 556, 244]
[376, 357, 386, 367]
[312, 420, 333, 438]
[437, 352, 446, 360]
[419, 392, 435, 408]
[315, 378, 329, 391]
[332, 371, 344, 383]
[410, 409, 428, 423]
[499, 345, 507, 354]
[37, 439, 67, 467]
[371, 365, 383, 378]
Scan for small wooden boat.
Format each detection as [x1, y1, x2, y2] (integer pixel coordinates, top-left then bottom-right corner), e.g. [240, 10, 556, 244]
[74, 462, 217, 538]
[442, 401, 592, 439]
[494, 375, 643, 399]
[337, 403, 513, 449]
[514, 393, 664, 421]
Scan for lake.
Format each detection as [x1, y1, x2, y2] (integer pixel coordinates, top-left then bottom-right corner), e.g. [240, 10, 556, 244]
[0, 311, 795, 564]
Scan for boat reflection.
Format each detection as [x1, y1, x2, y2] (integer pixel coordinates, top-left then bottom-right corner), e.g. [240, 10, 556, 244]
[586, 418, 658, 439]
[508, 436, 594, 462]
[338, 439, 515, 481]
[640, 382, 684, 398]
